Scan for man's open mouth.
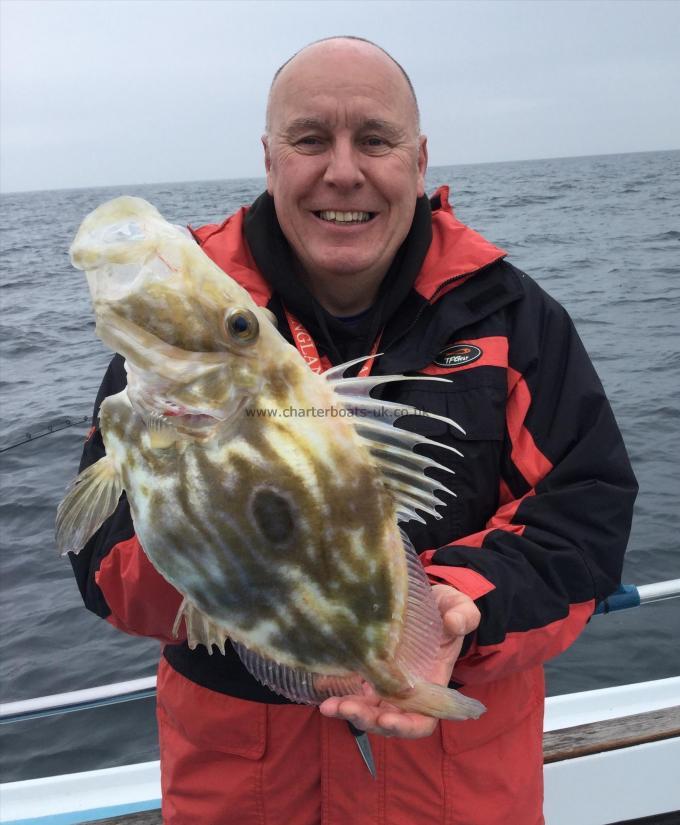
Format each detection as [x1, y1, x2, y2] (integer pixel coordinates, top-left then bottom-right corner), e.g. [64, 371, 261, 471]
[314, 210, 375, 224]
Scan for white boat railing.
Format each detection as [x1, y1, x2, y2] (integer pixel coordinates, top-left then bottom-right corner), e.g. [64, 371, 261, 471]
[1, 578, 679, 726]
[0, 676, 157, 725]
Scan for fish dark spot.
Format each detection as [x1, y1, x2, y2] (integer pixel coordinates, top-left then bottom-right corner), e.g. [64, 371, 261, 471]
[251, 489, 295, 545]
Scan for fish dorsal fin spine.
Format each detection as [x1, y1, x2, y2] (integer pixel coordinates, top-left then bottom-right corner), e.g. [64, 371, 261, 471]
[328, 363, 464, 524]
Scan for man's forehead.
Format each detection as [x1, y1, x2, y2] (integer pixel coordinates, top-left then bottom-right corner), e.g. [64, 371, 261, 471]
[268, 40, 418, 132]
[277, 39, 404, 87]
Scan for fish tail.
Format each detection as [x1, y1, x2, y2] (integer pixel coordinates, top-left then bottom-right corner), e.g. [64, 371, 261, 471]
[386, 681, 485, 721]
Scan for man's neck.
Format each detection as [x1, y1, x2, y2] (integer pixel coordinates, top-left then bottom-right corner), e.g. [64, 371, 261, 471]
[295, 263, 385, 316]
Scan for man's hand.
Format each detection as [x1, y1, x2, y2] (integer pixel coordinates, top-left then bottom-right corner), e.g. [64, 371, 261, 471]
[318, 584, 481, 739]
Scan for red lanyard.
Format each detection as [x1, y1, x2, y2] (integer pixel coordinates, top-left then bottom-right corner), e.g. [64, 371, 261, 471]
[283, 306, 382, 378]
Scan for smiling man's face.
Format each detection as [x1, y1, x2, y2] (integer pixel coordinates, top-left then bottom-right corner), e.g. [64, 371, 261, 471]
[263, 40, 427, 304]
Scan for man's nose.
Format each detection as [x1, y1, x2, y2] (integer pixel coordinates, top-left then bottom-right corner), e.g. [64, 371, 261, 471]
[323, 139, 365, 190]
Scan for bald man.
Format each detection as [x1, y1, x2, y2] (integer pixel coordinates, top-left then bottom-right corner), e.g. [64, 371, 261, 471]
[71, 36, 636, 825]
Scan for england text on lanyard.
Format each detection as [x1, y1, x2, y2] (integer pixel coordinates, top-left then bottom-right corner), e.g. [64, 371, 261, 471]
[283, 307, 382, 378]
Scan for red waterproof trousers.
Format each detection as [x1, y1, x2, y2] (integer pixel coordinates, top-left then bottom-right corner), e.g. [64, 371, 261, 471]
[156, 658, 545, 825]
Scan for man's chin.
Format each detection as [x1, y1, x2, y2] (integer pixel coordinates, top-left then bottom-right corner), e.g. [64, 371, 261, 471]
[305, 250, 383, 281]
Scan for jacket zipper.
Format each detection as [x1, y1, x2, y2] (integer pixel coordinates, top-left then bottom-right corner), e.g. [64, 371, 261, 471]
[382, 272, 471, 355]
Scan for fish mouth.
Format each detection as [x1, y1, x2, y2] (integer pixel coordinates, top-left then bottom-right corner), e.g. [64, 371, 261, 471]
[163, 410, 220, 429]
[167, 415, 222, 439]
[142, 393, 249, 439]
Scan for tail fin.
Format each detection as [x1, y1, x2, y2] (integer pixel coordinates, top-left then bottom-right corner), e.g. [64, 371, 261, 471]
[386, 681, 485, 721]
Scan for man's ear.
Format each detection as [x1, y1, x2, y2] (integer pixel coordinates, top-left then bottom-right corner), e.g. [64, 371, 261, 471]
[262, 135, 273, 195]
[417, 135, 428, 198]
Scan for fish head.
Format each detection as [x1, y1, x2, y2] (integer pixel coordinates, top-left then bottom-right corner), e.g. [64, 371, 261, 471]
[70, 196, 279, 438]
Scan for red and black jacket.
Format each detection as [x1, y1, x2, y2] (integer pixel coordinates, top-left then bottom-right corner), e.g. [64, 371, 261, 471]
[70, 186, 637, 698]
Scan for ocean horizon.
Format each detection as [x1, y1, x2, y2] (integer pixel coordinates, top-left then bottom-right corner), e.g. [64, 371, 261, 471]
[2, 147, 677, 197]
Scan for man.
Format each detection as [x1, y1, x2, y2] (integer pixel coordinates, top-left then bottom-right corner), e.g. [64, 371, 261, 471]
[71, 37, 637, 824]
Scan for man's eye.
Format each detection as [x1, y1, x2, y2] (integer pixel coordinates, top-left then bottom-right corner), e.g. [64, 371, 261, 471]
[363, 136, 390, 150]
[297, 136, 323, 146]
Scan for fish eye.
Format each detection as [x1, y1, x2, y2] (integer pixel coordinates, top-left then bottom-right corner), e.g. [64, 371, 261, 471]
[224, 307, 259, 345]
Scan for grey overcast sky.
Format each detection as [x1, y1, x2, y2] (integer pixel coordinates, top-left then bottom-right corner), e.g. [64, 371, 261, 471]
[1, 0, 678, 193]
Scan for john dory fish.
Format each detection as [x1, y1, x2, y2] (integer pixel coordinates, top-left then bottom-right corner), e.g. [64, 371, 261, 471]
[56, 196, 484, 721]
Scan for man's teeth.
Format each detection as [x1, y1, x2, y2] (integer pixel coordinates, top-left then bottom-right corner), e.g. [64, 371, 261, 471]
[317, 210, 372, 223]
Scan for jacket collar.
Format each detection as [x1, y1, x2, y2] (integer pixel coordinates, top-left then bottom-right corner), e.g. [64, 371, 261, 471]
[414, 185, 506, 301]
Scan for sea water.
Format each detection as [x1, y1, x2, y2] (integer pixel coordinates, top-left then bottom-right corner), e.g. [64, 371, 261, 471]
[1, 150, 678, 781]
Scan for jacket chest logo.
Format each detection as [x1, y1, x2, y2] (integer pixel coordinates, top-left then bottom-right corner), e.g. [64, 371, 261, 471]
[434, 343, 483, 368]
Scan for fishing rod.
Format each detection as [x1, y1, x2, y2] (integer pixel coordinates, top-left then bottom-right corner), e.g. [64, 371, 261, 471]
[2, 578, 679, 726]
[0, 416, 90, 453]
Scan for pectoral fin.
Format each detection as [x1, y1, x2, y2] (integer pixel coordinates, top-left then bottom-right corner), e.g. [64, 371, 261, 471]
[55, 455, 123, 556]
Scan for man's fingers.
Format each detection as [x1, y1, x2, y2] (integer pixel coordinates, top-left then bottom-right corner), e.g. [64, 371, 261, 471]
[432, 584, 481, 637]
[319, 698, 437, 739]
[333, 707, 435, 739]
[319, 695, 379, 728]
[442, 610, 467, 637]
[373, 711, 437, 739]
[442, 603, 479, 637]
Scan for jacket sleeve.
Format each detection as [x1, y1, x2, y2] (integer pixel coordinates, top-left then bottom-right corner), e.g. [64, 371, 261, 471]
[421, 274, 638, 684]
[69, 354, 186, 644]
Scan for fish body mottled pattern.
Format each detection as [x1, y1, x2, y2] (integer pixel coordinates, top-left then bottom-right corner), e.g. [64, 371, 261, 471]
[100, 354, 408, 680]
